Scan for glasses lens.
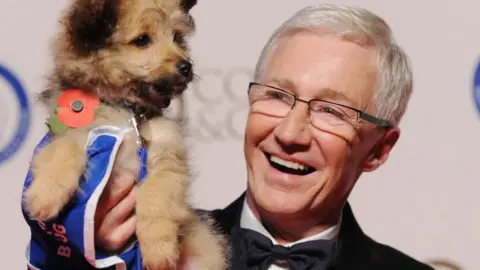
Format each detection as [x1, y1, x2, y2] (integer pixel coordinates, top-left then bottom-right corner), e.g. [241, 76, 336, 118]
[309, 100, 358, 128]
[248, 84, 294, 117]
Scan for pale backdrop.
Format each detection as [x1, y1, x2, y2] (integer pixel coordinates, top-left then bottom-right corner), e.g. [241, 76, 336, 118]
[0, 0, 479, 269]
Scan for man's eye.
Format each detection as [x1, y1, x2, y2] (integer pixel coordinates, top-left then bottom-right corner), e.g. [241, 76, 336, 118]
[320, 107, 337, 114]
[315, 106, 351, 119]
[266, 91, 287, 100]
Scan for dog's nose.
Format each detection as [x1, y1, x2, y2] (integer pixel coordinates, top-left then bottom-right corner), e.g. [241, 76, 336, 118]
[176, 59, 192, 77]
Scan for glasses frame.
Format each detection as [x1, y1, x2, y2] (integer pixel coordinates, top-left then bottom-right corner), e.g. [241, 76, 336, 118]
[248, 82, 393, 128]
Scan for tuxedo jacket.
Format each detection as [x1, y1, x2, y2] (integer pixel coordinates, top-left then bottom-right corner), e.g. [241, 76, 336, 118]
[205, 192, 434, 270]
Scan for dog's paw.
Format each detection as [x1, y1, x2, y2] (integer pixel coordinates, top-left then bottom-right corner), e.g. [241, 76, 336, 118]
[24, 180, 73, 221]
[143, 239, 180, 270]
[138, 220, 181, 270]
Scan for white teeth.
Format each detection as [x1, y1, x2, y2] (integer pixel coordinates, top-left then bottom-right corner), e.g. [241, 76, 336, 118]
[270, 155, 309, 171]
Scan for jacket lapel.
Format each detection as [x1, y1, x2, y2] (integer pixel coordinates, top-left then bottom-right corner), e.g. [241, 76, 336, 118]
[211, 192, 247, 270]
[209, 192, 245, 234]
[332, 203, 373, 270]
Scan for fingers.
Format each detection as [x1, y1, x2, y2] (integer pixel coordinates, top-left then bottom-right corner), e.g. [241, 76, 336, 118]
[95, 170, 136, 222]
[97, 214, 137, 252]
[177, 247, 198, 270]
[94, 169, 137, 252]
[101, 186, 137, 233]
[95, 186, 137, 252]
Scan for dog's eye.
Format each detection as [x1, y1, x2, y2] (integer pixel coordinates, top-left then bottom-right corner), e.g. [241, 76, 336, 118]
[130, 34, 152, 48]
[173, 32, 184, 45]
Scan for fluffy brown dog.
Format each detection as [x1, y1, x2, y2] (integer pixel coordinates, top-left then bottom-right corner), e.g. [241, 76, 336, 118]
[22, 0, 228, 269]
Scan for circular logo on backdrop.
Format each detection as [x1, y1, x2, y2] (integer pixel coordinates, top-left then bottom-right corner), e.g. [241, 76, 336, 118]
[0, 64, 31, 165]
[473, 60, 480, 116]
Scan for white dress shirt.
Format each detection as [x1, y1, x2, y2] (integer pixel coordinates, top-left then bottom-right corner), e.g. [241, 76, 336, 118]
[239, 200, 341, 270]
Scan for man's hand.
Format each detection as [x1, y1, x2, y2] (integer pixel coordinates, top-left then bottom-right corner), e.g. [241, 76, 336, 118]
[93, 170, 199, 270]
[94, 169, 137, 252]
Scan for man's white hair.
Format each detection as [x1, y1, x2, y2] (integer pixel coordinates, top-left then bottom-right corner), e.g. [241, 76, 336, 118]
[253, 4, 413, 126]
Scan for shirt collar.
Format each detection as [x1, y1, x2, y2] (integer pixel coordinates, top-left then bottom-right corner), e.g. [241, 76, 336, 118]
[239, 199, 341, 247]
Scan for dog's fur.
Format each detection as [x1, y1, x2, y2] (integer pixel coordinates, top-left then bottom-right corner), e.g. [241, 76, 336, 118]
[23, 0, 228, 269]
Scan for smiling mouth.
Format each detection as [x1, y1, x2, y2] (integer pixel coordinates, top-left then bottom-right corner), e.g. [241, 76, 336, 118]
[264, 152, 316, 176]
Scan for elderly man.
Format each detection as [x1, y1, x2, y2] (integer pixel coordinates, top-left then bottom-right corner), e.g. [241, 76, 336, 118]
[26, 4, 433, 270]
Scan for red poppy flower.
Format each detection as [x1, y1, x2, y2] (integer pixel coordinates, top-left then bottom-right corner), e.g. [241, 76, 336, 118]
[56, 89, 100, 128]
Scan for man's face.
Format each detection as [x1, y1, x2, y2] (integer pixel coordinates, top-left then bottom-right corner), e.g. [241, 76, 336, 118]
[244, 31, 397, 222]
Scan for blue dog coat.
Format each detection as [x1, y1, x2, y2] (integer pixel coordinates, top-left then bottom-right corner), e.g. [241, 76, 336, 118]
[22, 126, 148, 270]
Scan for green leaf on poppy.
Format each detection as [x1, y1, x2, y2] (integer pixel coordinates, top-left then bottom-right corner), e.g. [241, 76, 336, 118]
[46, 115, 69, 135]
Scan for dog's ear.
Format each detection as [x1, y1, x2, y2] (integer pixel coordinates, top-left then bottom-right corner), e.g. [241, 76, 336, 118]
[66, 0, 119, 55]
[180, 0, 197, 13]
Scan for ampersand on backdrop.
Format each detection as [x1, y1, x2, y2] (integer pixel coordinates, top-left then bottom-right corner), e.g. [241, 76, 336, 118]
[180, 66, 252, 143]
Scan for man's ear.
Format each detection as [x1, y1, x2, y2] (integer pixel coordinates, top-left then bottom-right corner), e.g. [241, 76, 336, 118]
[180, 0, 197, 12]
[66, 0, 119, 55]
[362, 127, 400, 172]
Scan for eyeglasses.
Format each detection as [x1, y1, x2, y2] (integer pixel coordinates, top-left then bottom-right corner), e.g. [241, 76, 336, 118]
[247, 82, 392, 131]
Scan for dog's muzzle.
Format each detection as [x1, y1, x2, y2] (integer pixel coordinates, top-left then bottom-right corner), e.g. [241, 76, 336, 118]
[138, 59, 194, 109]
[152, 59, 194, 95]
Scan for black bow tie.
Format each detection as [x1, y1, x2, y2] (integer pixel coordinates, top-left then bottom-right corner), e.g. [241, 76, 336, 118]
[240, 228, 337, 270]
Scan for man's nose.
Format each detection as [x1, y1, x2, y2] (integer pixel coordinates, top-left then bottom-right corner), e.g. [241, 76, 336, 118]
[273, 102, 312, 146]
